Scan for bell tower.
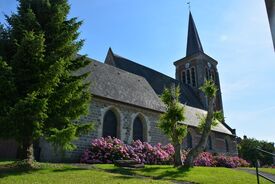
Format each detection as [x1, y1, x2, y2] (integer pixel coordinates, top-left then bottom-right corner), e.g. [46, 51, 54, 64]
[174, 12, 223, 112]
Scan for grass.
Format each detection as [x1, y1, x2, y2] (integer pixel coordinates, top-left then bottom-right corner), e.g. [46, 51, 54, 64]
[96, 164, 273, 184]
[0, 161, 171, 184]
[0, 161, 273, 184]
[259, 168, 275, 175]
[246, 167, 275, 175]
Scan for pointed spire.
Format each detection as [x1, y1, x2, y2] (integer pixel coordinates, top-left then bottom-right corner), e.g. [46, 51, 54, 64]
[186, 12, 204, 56]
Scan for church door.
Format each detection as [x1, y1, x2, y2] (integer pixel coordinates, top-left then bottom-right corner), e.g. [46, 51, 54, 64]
[103, 110, 117, 138]
[133, 117, 143, 141]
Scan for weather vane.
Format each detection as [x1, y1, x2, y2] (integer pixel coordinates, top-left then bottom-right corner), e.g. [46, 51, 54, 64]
[187, 1, 191, 11]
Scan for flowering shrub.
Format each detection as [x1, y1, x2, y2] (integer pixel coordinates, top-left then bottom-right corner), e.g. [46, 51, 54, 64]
[231, 156, 250, 167]
[194, 152, 213, 166]
[213, 155, 237, 168]
[211, 155, 250, 168]
[80, 137, 130, 164]
[80, 137, 174, 164]
[80, 137, 250, 168]
[128, 140, 174, 164]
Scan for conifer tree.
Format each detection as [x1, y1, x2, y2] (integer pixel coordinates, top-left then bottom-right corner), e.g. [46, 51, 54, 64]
[0, 0, 92, 164]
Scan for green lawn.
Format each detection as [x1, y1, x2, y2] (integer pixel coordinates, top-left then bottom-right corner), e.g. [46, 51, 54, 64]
[96, 164, 273, 184]
[0, 162, 170, 184]
[0, 161, 273, 184]
[246, 167, 275, 175]
[259, 168, 275, 175]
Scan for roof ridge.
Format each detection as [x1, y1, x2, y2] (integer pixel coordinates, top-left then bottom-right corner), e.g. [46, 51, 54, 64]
[88, 58, 153, 83]
[112, 53, 178, 82]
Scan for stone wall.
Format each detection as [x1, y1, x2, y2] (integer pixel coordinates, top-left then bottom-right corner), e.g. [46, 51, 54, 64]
[182, 127, 238, 156]
[39, 97, 169, 162]
[39, 97, 237, 162]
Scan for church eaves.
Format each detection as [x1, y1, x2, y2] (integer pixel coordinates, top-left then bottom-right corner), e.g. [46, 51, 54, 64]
[186, 12, 204, 56]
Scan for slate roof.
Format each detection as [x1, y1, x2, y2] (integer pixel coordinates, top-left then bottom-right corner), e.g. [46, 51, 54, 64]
[186, 12, 204, 56]
[76, 56, 232, 135]
[107, 51, 204, 109]
[183, 106, 233, 135]
[77, 59, 166, 112]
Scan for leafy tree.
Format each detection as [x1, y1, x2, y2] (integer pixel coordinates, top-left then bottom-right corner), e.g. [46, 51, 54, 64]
[184, 80, 222, 167]
[0, 0, 93, 165]
[158, 85, 187, 167]
[238, 137, 274, 166]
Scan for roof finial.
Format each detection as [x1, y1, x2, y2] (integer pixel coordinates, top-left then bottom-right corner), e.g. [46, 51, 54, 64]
[187, 1, 191, 11]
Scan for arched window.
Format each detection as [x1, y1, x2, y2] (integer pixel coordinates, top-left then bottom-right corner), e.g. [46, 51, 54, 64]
[225, 139, 229, 152]
[205, 67, 209, 80]
[186, 69, 191, 85]
[133, 117, 143, 141]
[191, 67, 196, 87]
[182, 70, 186, 84]
[207, 136, 212, 150]
[187, 132, 192, 149]
[103, 110, 118, 138]
[210, 70, 215, 81]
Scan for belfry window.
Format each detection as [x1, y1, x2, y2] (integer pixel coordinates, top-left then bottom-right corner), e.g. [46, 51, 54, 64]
[133, 117, 144, 141]
[182, 71, 186, 84]
[186, 69, 191, 85]
[103, 110, 118, 138]
[210, 70, 215, 81]
[205, 67, 209, 80]
[191, 67, 196, 87]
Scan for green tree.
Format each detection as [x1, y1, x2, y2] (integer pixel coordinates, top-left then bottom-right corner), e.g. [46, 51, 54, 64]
[238, 137, 274, 166]
[0, 0, 92, 165]
[184, 80, 222, 167]
[158, 85, 187, 167]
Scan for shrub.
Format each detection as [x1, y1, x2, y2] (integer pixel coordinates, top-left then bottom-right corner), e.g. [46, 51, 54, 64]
[80, 137, 250, 168]
[213, 155, 237, 168]
[194, 152, 213, 166]
[80, 137, 130, 164]
[80, 137, 174, 164]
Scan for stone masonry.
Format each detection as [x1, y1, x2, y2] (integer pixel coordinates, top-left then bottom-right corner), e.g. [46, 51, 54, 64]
[39, 97, 237, 162]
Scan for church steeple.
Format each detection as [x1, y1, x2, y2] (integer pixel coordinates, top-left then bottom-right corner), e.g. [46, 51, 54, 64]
[186, 12, 204, 56]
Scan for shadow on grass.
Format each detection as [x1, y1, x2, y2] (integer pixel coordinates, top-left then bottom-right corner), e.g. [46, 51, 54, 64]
[0, 162, 88, 178]
[100, 165, 191, 182]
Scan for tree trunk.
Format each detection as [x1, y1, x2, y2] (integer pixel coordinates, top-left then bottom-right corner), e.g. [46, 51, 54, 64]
[184, 97, 215, 167]
[22, 138, 34, 164]
[173, 142, 182, 167]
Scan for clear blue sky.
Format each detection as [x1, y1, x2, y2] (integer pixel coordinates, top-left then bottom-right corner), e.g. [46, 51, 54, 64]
[1, 0, 274, 142]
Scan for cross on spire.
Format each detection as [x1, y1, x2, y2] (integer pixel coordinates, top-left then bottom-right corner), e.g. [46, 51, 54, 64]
[187, 1, 191, 11]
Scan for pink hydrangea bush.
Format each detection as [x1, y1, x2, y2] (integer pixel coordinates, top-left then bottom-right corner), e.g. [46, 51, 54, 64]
[212, 155, 237, 168]
[80, 137, 174, 164]
[194, 152, 213, 166]
[80, 137, 130, 164]
[193, 154, 251, 168]
[80, 137, 250, 168]
[128, 140, 174, 164]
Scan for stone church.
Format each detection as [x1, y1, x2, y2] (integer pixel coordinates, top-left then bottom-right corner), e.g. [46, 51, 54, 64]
[0, 12, 238, 161]
[37, 12, 238, 162]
